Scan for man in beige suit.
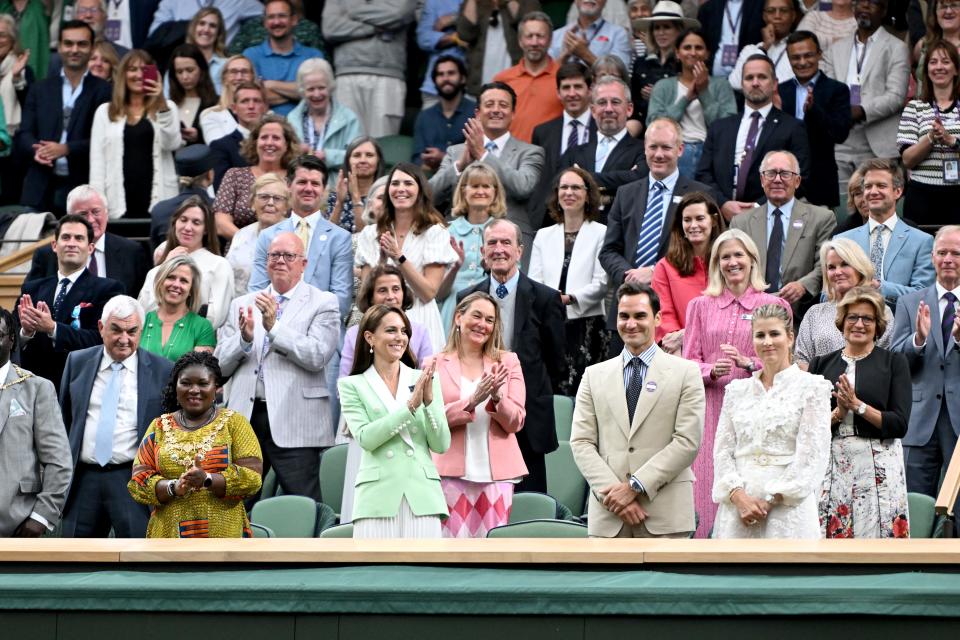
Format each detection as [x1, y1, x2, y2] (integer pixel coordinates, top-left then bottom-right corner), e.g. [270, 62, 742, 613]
[730, 150, 836, 314]
[571, 282, 704, 538]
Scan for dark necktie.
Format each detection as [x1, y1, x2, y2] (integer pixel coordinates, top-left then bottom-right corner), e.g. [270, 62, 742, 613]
[626, 356, 643, 425]
[943, 292, 957, 353]
[52, 278, 70, 318]
[765, 208, 784, 292]
[88, 254, 98, 277]
[496, 283, 508, 299]
[567, 119, 580, 153]
[736, 112, 761, 201]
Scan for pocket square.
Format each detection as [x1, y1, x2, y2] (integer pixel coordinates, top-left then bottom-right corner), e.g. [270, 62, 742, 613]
[9, 398, 26, 417]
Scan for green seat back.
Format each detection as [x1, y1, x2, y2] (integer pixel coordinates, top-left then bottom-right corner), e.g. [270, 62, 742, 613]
[250, 495, 319, 538]
[249, 523, 275, 538]
[319, 523, 354, 538]
[908, 492, 937, 538]
[554, 394, 574, 441]
[509, 492, 559, 523]
[319, 443, 349, 517]
[487, 519, 588, 538]
[546, 441, 588, 517]
[377, 134, 414, 170]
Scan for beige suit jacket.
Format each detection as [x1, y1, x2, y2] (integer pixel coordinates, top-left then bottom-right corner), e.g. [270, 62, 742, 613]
[730, 200, 836, 299]
[570, 348, 705, 537]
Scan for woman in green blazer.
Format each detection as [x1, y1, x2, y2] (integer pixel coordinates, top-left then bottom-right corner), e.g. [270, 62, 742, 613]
[646, 27, 737, 178]
[338, 304, 451, 538]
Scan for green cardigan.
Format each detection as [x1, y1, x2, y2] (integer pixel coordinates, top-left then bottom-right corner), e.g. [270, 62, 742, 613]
[338, 364, 451, 520]
[646, 75, 737, 132]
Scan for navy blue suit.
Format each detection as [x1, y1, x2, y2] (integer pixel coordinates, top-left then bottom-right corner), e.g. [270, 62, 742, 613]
[18, 72, 111, 210]
[698, 0, 765, 74]
[59, 345, 172, 537]
[778, 75, 852, 208]
[15, 270, 124, 391]
[695, 107, 810, 205]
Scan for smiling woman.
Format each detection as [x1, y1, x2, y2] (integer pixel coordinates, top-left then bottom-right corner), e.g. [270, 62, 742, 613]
[140, 255, 216, 362]
[682, 229, 791, 537]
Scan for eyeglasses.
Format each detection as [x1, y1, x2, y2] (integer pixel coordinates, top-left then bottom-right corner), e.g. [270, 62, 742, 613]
[267, 252, 303, 263]
[75, 7, 102, 16]
[760, 169, 799, 180]
[844, 314, 876, 325]
[256, 193, 287, 203]
[939, 1, 960, 11]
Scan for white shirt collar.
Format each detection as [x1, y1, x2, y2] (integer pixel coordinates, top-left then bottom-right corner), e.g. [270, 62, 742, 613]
[744, 103, 774, 122]
[483, 131, 512, 150]
[868, 214, 898, 234]
[601, 127, 628, 145]
[936, 281, 960, 301]
[650, 168, 680, 191]
[767, 197, 796, 217]
[270, 278, 302, 301]
[99, 348, 138, 373]
[293, 209, 323, 228]
[57, 267, 85, 284]
[95, 235, 106, 252]
[563, 111, 591, 128]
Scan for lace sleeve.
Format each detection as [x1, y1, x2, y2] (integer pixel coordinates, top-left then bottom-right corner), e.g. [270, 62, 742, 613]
[712, 381, 744, 503]
[765, 376, 832, 505]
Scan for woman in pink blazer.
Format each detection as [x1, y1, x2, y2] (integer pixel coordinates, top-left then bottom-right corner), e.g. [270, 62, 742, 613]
[431, 291, 527, 538]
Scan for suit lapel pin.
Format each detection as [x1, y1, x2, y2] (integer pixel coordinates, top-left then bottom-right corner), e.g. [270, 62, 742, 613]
[645, 381, 657, 392]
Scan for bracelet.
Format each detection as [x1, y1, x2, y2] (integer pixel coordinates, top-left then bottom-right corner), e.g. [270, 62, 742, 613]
[166, 480, 177, 498]
[728, 486, 744, 499]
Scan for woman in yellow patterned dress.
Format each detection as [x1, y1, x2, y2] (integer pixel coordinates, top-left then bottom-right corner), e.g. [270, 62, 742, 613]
[128, 352, 262, 538]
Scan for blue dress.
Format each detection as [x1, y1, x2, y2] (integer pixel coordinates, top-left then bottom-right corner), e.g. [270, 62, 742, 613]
[439, 216, 493, 332]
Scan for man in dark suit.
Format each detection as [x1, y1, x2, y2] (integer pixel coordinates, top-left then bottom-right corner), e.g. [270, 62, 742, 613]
[209, 81, 268, 190]
[778, 30, 851, 209]
[59, 295, 172, 537]
[696, 53, 810, 222]
[20, 21, 111, 216]
[559, 75, 647, 220]
[16, 215, 124, 390]
[25, 185, 150, 297]
[600, 117, 712, 355]
[698, 0, 764, 78]
[530, 61, 595, 229]
[458, 219, 567, 493]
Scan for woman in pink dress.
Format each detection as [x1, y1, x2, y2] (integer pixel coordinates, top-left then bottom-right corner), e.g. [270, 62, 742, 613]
[683, 228, 790, 537]
[651, 191, 725, 355]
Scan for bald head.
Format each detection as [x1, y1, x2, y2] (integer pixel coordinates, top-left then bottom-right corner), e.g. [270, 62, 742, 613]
[267, 231, 307, 294]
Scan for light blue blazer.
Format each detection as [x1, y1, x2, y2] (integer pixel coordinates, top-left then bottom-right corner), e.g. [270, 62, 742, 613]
[892, 285, 960, 446]
[835, 220, 935, 305]
[249, 216, 354, 321]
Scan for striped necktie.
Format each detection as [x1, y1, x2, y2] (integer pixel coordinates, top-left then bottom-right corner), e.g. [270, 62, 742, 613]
[633, 181, 666, 268]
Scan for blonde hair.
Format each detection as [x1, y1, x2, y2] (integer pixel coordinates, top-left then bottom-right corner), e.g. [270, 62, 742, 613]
[249, 172, 290, 211]
[152, 255, 202, 314]
[834, 286, 887, 340]
[704, 229, 768, 297]
[752, 303, 794, 336]
[451, 162, 508, 219]
[819, 238, 874, 302]
[442, 292, 505, 360]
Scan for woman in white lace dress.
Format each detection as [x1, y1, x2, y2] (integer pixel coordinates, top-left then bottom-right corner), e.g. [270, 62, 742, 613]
[713, 303, 832, 539]
[355, 163, 458, 352]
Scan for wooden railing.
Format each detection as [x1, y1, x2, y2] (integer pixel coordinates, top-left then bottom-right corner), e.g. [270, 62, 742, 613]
[0, 236, 53, 310]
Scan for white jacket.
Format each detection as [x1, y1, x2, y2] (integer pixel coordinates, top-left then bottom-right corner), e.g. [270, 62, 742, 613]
[89, 100, 183, 219]
[529, 220, 608, 320]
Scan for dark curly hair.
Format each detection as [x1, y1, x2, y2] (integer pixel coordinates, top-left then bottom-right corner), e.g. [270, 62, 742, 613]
[161, 351, 224, 413]
[0, 306, 16, 353]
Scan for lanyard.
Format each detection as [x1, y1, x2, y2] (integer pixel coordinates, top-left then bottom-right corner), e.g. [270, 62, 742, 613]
[302, 115, 324, 151]
[582, 19, 606, 47]
[724, 2, 742, 36]
[854, 34, 868, 78]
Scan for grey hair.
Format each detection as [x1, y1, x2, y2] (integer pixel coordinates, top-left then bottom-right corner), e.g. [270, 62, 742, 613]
[361, 175, 390, 227]
[485, 218, 523, 246]
[935, 224, 960, 245]
[592, 57, 630, 84]
[519, 10, 553, 30]
[0, 15, 19, 46]
[759, 150, 800, 174]
[66, 184, 108, 214]
[591, 74, 632, 103]
[296, 57, 335, 96]
[100, 295, 145, 325]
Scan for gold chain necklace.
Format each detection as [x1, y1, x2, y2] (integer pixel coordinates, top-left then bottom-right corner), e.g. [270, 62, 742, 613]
[0, 364, 32, 390]
[159, 408, 234, 470]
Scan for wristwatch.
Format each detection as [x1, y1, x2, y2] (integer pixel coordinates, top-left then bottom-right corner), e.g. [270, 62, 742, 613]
[857, 402, 867, 416]
[398, 254, 407, 264]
